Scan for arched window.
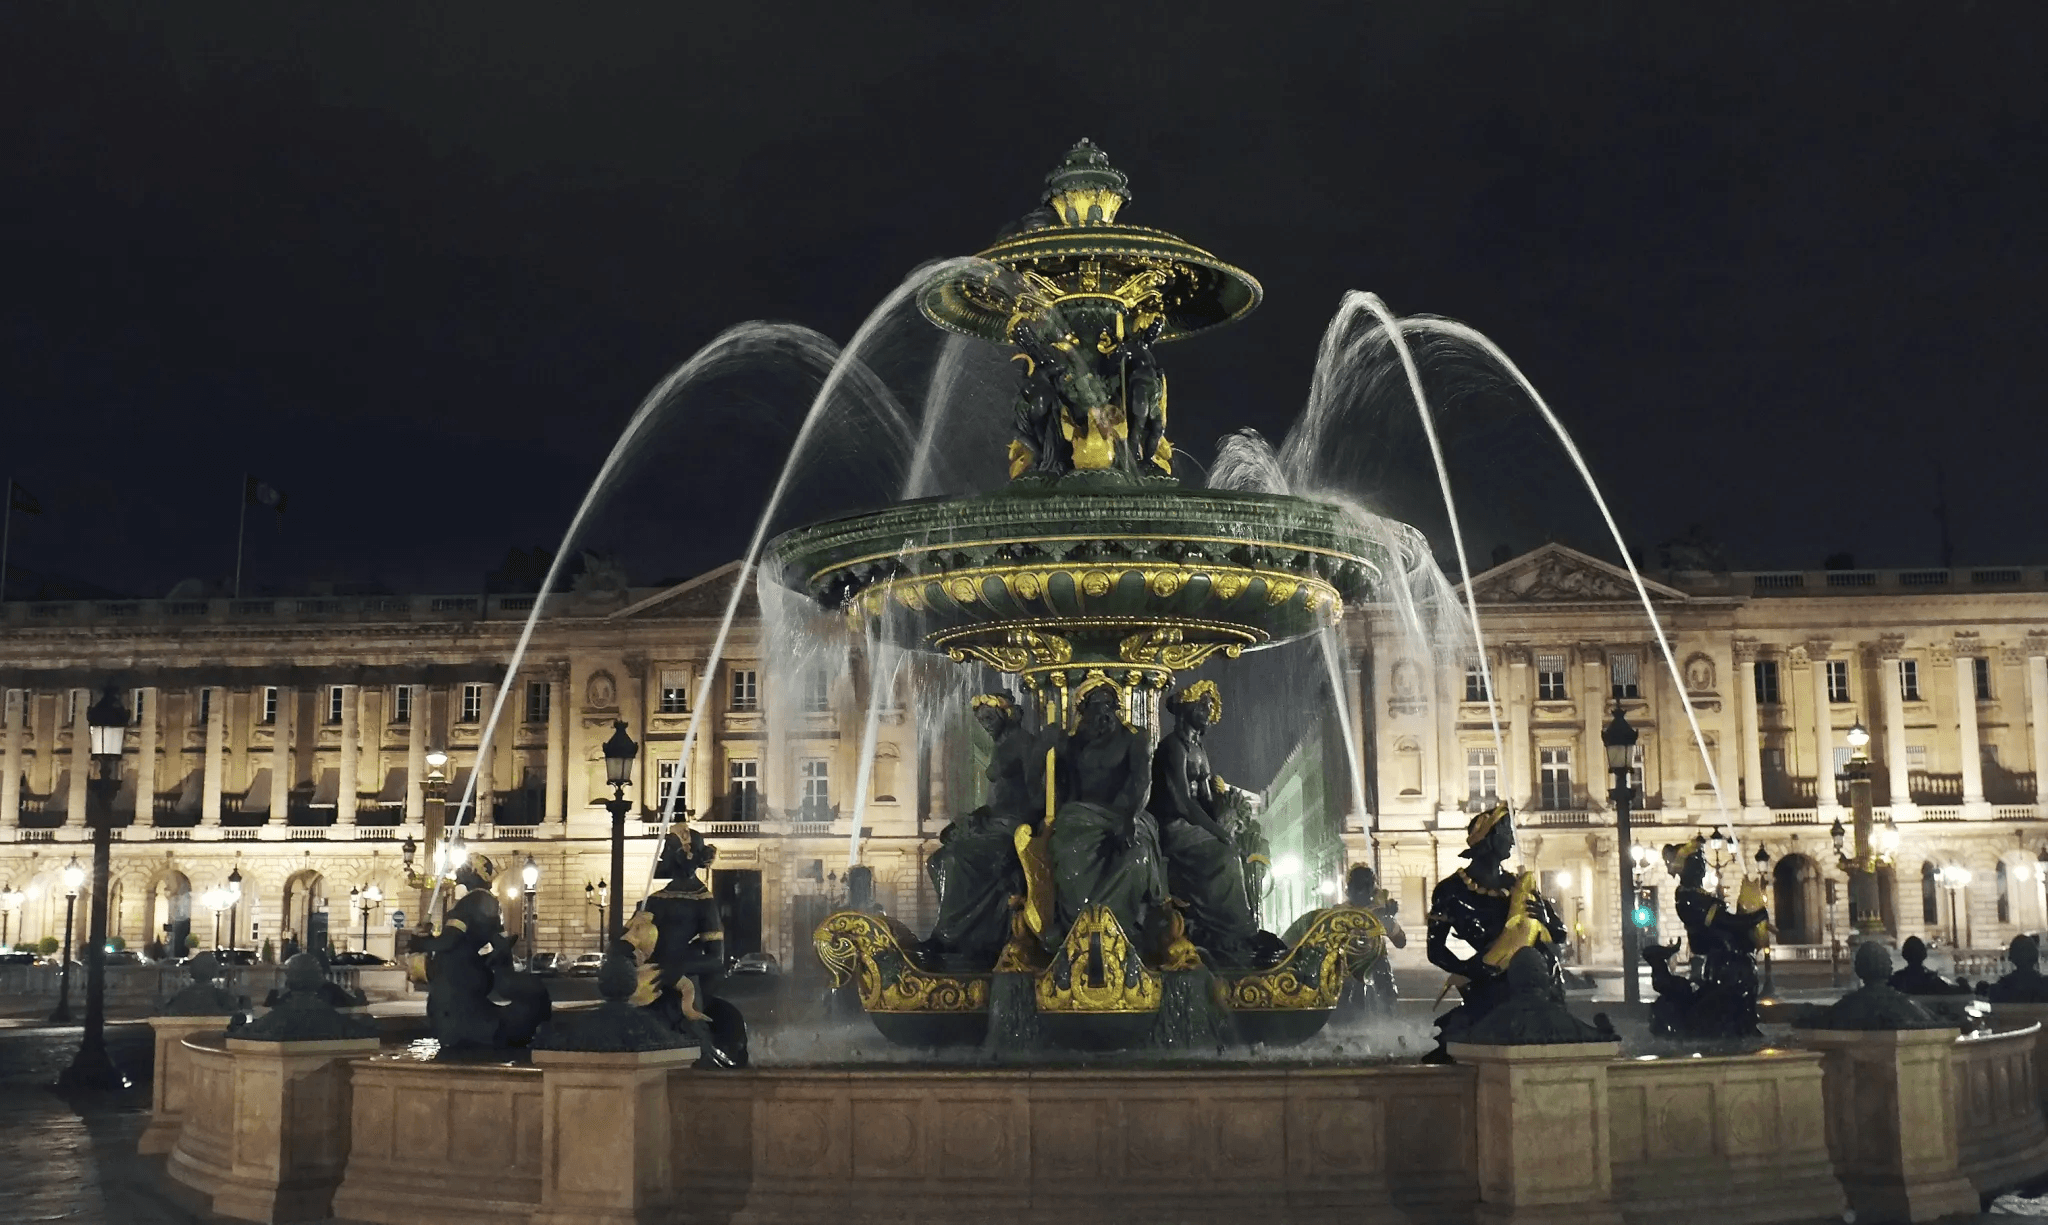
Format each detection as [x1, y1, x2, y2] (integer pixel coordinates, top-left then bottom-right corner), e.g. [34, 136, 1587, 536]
[1998, 859, 2012, 924]
[1921, 861, 1940, 925]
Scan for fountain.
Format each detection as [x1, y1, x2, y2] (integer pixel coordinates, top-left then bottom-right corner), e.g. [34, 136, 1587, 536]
[769, 140, 1393, 1051]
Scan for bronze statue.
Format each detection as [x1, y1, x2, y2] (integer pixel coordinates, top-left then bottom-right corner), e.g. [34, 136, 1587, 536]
[413, 853, 551, 1050]
[1980, 933, 2048, 1003]
[637, 826, 747, 1067]
[1148, 680, 1259, 965]
[1796, 942, 1952, 1030]
[1459, 946, 1616, 1046]
[159, 951, 247, 1016]
[1342, 864, 1405, 1018]
[236, 953, 378, 1042]
[1423, 802, 1565, 1062]
[1049, 684, 1165, 944]
[1890, 935, 1974, 996]
[921, 694, 1034, 968]
[1645, 835, 1768, 1041]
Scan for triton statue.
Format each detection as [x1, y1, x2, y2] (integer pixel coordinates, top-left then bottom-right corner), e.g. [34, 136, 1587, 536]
[1980, 933, 2048, 1003]
[1423, 802, 1565, 1062]
[1644, 835, 1769, 1041]
[413, 853, 551, 1050]
[1889, 935, 1974, 996]
[635, 825, 747, 1066]
[1050, 685, 1165, 945]
[920, 693, 1036, 967]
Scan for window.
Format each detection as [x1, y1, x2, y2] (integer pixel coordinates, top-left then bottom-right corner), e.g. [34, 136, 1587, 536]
[1897, 658, 1920, 702]
[1538, 747, 1572, 809]
[261, 687, 278, 725]
[800, 758, 831, 817]
[802, 669, 831, 714]
[1825, 659, 1850, 704]
[68, 689, 80, 726]
[200, 688, 215, 725]
[1464, 667, 1491, 703]
[1974, 656, 1992, 702]
[1536, 655, 1568, 702]
[131, 689, 147, 726]
[460, 683, 483, 724]
[656, 759, 686, 814]
[525, 681, 550, 725]
[325, 686, 344, 725]
[1624, 743, 1645, 804]
[728, 759, 759, 821]
[1907, 745, 1927, 769]
[1466, 748, 1499, 806]
[1754, 660, 1781, 705]
[658, 670, 689, 714]
[1610, 652, 1640, 700]
[730, 669, 759, 712]
[392, 685, 412, 725]
[1763, 746, 1785, 774]
[1922, 861, 1940, 925]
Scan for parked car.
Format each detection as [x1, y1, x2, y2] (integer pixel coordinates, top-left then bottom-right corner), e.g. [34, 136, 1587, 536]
[728, 952, 780, 977]
[566, 952, 605, 977]
[526, 951, 563, 976]
[330, 950, 389, 967]
[0, 951, 37, 966]
[208, 948, 260, 967]
[103, 949, 147, 966]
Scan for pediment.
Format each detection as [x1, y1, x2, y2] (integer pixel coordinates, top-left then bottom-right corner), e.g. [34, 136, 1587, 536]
[1463, 544, 1686, 605]
[611, 561, 761, 621]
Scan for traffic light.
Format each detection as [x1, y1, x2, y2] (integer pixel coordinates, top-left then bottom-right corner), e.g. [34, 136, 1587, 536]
[1631, 903, 1655, 929]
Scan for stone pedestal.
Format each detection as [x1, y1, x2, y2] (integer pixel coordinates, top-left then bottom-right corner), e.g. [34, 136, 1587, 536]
[139, 1015, 233, 1155]
[1801, 1027, 1981, 1223]
[1449, 1041, 1624, 1225]
[529, 1045, 697, 1225]
[209, 1036, 379, 1223]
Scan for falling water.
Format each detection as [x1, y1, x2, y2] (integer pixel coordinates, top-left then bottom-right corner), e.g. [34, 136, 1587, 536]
[644, 257, 990, 889]
[425, 321, 860, 915]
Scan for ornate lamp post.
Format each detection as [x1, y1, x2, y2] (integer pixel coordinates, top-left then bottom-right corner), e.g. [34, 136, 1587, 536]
[520, 856, 539, 966]
[1702, 826, 1743, 893]
[200, 886, 229, 949]
[418, 747, 449, 922]
[226, 866, 242, 952]
[1753, 844, 1776, 995]
[49, 857, 84, 1021]
[1603, 705, 1642, 1004]
[0, 883, 22, 950]
[600, 721, 637, 950]
[1834, 720, 1891, 947]
[60, 684, 131, 1087]
[1937, 863, 1973, 948]
[585, 879, 609, 951]
[352, 883, 381, 952]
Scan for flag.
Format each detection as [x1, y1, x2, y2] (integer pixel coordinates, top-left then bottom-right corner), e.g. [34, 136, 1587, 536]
[7, 480, 40, 515]
[244, 476, 287, 514]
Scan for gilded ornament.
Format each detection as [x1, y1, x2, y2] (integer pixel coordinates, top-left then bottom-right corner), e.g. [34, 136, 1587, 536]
[1224, 906, 1386, 1011]
[812, 910, 989, 1014]
[1147, 569, 1183, 597]
[1012, 572, 1043, 600]
[1014, 823, 1055, 937]
[1263, 577, 1300, 606]
[1213, 573, 1248, 599]
[946, 576, 981, 604]
[1035, 904, 1163, 1015]
[1080, 570, 1113, 597]
[893, 584, 926, 612]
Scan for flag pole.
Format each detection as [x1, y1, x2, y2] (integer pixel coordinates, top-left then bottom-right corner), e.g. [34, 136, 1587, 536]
[1, 473, 13, 605]
[233, 473, 248, 599]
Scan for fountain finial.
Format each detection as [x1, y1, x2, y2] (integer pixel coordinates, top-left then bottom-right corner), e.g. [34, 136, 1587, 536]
[1043, 139, 1130, 226]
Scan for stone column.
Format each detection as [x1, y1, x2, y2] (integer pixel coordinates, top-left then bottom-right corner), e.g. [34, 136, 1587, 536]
[1799, 1027, 1979, 1222]
[1507, 649, 1532, 810]
[529, 1047, 695, 1225]
[1733, 639, 1767, 816]
[336, 684, 359, 826]
[2, 689, 23, 829]
[546, 669, 568, 823]
[476, 681, 499, 822]
[1449, 1040, 1625, 1225]
[206, 1036, 380, 1221]
[66, 688, 89, 823]
[1877, 636, 1914, 813]
[135, 687, 158, 826]
[404, 684, 425, 825]
[139, 1014, 234, 1155]
[1438, 659, 1464, 820]
[1952, 635, 1986, 808]
[1807, 639, 1839, 817]
[269, 688, 291, 825]
[2028, 634, 2048, 809]
[1579, 647, 1605, 811]
[201, 687, 225, 826]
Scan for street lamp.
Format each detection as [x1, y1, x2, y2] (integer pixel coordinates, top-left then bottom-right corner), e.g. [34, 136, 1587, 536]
[1604, 704, 1643, 1004]
[226, 866, 243, 952]
[60, 683, 132, 1088]
[585, 879, 609, 951]
[520, 856, 539, 966]
[1834, 719, 1888, 946]
[201, 886, 229, 949]
[1702, 826, 1742, 891]
[0, 883, 21, 950]
[50, 855, 85, 1023]
[1937, 864, 1973, 948]
[601, 720, 637, 950]
[418, 746, 450, 926]
[353, 884, 381, 953]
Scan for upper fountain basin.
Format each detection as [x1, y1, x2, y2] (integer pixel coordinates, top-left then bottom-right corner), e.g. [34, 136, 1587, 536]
[765, 485, 1385, 666]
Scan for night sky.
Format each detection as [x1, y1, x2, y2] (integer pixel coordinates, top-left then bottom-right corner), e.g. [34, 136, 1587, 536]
[4, 4, 2045, 599]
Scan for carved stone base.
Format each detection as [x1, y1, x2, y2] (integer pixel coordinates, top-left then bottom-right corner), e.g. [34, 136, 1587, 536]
[138, 1015, 232, 1155]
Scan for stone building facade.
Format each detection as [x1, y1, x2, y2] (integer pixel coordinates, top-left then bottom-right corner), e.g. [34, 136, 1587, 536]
[4, 543, 2045, 969]
[1361, 544, 2048, 963]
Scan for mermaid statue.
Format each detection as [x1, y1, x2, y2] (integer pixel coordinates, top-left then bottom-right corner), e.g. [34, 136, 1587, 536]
[920, 693, 1037, 968]
[1422, 802, 1565, 1062]
[635, 825, 748, 1066]
[1644, 834, 1769, 1040]
[413, 853, 551, 1050]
